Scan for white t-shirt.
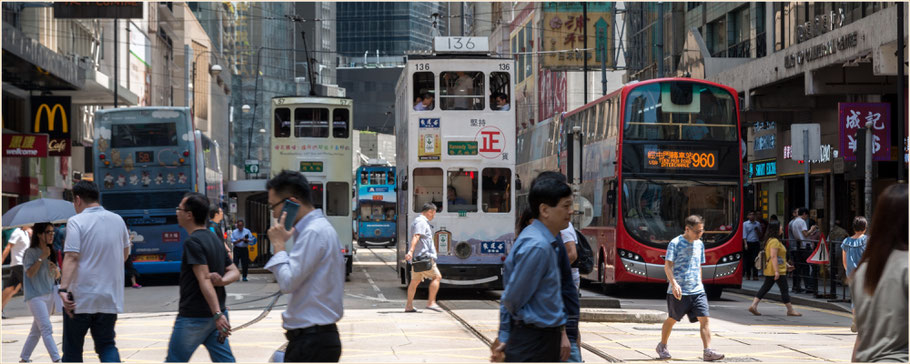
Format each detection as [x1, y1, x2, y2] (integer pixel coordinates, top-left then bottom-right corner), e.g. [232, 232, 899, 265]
[560, 222, 581, 286]
[8, 227, 30, 266]
[788, 217, 808, 249]
[64, 206, 131, 314]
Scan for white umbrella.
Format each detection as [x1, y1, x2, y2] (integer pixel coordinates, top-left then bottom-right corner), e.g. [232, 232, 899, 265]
[2, 198, 77, 228]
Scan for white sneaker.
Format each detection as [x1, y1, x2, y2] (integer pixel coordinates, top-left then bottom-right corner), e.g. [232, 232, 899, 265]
[655, 343, 671, 359]
[703, 348, 725, 361]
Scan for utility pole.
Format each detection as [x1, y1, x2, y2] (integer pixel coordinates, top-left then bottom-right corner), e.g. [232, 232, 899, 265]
[582, 2, 588, 104]
[864, 122, 873, 217]
[898, 2, 906, 182]
[114, 18, 119, 107]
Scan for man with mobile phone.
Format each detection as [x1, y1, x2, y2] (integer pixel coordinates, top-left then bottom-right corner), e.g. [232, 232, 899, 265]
[265, 170, 344, 362]
[230, 220, 252, 282]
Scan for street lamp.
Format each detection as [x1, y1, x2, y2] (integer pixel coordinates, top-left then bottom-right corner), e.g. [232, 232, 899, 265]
[242, 104, 252, 178]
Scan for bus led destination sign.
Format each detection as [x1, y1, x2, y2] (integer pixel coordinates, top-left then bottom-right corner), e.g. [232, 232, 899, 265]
[299, 161, 324, 173]
[644, 147, 718, 170]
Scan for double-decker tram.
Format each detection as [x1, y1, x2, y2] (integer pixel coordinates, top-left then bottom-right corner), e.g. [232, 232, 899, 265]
[395, 37, 516, 289]
[355, 165, 397, 247]
[270, 96, 355, 279]
[93, 107, 222, 275]
[519, 78, 743, 298]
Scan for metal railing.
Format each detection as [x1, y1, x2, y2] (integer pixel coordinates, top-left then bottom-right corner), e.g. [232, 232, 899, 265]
[775, 236, 851, 303]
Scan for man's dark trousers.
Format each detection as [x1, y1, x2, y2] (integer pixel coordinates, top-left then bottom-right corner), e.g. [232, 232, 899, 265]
[233, 247, 250, 279]
[284, 325, 342, 362]
[504, 324, 561, 362]
[62, 312, 120, 362]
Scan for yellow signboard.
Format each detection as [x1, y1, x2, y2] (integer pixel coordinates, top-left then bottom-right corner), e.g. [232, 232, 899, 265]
[541, 2, 615, 70]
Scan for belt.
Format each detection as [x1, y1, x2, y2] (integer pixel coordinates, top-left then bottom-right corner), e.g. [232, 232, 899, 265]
[285, 324, 338, 340]
[512, 320, 564, 332]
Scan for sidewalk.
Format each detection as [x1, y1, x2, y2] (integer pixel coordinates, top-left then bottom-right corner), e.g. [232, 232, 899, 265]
[727, 277, 852, 313]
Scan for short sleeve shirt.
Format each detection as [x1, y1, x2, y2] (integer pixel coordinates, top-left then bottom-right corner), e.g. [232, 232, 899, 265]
[22, 248, 55, 301]
[743, 220, 762, 242]
[560, 223, 581, 283]
[665, 235, 705, 295]
[178, 229, 233, 317]
[842, 235, 868, 276]
[8, 228, 30, 266]
[64, 206, 131, 314]
[410, 215, 436, 260]
[763, 238, 788, 276]
[789, 218, 808, 248]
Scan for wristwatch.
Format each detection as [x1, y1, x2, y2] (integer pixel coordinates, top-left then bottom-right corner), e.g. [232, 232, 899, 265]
[58, 288, 68, 293]
[37, 258, 43, 262]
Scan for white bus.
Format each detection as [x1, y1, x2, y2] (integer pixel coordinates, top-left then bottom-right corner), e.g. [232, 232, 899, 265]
[395, 37, 516, 289]
[270, 96, 354, 278]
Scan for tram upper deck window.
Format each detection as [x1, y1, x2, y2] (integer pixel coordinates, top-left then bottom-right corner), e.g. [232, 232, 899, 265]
[333, 109, 350, 138]
[447, 169, 477, 212]
[440, 72, 484, 110]
[325, 182, 349, 216]
[295, 108, 329, 138]
[490, 72, 511, 111]
[482, 168, 511, 212]
[413, 168, 443, 212]
[413, 72, 435, 111]
[274, 107, 291, 138]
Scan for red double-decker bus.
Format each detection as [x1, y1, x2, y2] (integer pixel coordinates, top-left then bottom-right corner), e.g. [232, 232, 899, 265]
[516, 78, 743, 299]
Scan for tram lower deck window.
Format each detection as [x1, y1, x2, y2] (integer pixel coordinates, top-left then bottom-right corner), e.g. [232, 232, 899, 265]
[413, 168, 443, 212]
[482, 168, 511, 213]
[325, 182, 349, 216]
[447, 169, 477, 213]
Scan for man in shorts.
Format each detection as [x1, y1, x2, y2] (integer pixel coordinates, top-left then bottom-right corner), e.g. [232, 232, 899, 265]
[404, 203, 442, 312]
[2, 226, 32, 318]
[656, 215, 724, 361]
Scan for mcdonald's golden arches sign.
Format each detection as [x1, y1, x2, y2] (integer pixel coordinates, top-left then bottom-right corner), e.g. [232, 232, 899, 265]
[31, 96, 71, 156]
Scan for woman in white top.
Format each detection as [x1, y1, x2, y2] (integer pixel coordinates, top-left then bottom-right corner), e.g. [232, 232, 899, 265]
[851, 184, 908, 363]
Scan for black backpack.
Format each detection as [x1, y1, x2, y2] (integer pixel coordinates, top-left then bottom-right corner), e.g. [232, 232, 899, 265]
[571, 229, 595, 275]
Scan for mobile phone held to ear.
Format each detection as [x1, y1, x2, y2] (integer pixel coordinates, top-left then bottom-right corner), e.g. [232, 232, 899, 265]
[280, 199, 300, 230]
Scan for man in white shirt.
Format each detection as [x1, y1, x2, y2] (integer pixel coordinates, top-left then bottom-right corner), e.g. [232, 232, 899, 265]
[787, 207, 817, 293]
[266, 170, 344, 362]
[58, 181, 131, 362]
[2, 225, 32, 317]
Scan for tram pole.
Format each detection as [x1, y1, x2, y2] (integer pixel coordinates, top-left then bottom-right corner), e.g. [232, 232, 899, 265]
[583, 2, 588, 104]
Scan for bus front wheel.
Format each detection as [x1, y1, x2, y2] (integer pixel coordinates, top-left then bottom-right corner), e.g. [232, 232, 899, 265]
[706, 286, 724, 300]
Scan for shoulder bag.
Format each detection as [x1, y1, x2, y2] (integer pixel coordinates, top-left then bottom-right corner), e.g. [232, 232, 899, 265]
[412, 255, 434, 272]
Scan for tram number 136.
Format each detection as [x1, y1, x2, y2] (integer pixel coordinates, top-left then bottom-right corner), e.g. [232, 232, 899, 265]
[446, 37, 476, 50]
[415, 63, 430, 71]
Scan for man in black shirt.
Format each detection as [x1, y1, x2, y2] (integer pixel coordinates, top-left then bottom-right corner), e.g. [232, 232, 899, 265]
[166, 193, 240, 362]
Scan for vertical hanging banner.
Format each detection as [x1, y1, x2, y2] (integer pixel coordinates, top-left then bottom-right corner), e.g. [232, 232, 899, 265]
[541, 2, 615, 70]
[839, 103, 890, 161]
[31, 96, 72, 156]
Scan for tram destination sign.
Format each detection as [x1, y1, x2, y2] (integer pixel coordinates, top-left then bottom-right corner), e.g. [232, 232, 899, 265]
[447, 141, 478, 156]
[644, 147, 719, 171]
[299, 161, 324, 173]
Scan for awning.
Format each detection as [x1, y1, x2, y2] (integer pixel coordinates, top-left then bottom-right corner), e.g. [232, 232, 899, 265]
[2, 23, 83, 90]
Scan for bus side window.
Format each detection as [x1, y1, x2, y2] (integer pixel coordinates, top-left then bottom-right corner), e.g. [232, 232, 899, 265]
[295, 108, 329, 138]
[413, 72, 435, 111]
[311, 183, 324, 210]
[440, 71, 484, 111]
[325, 182, 349, 216]
[274, 107, 291, 138]
[490, 72, 511, 111]
[413, 168, 443, 212]
[447, 169, 477, 212]
[333, 109, 350, 138]
[482, 168, 511, 213]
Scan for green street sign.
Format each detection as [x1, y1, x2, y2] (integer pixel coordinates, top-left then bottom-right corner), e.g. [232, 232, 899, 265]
[448, 141, 478, 156]
[245, 160, 259, 174]
[299, 161, 324, 173]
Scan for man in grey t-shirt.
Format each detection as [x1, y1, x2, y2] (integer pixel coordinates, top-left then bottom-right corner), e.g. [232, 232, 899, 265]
[404, 203, 441, 312]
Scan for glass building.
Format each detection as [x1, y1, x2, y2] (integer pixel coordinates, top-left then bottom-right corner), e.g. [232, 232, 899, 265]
[337, 2, 448, 57]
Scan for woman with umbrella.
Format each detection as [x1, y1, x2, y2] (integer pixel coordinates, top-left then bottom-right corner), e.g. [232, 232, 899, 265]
[19, 222, 62, 363]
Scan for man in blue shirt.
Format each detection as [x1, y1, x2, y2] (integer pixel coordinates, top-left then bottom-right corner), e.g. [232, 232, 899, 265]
[230, 220, 252, 281]
[742, 211, 763, 280]
[656, 215, 724, 361]
[492, 177, 572, 362]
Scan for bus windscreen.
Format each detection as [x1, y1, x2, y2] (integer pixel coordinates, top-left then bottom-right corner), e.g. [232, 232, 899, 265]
[112, 123, 178, 148]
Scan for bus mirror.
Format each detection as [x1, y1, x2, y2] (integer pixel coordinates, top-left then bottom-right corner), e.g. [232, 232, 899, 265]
[607, 190, 616, 205]
[401, 175, 408, 191]
[669, 82, 693, 105]
[515, 176, 522, 191]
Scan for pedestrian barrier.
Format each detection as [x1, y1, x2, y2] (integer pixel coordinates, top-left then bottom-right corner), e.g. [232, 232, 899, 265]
[778, 236, 851, 303]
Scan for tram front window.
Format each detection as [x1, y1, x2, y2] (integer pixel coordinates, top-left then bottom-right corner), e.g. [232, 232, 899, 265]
[295, 108, 329, 138]
[413, 168, 443, 212]
[274, 108, 291, 138]
[482, 168, 511, 212]
[447, 169, 477, 212]
[333, 109, 350, 138]
[621, 179, 739, 248]
[310, 183, 324, 210]
[413, 72, 435, 111]
[440, 71, 484, 110]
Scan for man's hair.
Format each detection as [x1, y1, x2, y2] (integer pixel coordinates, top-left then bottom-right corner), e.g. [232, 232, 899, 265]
[853, 216, 868, 232]
[237, 219, 244, 224]
[421, 202, 437, 213]
[798, 207, 809, 216]
[685, 215, 704, 228]
[209, 204, 222, 219]
[423, 93, 434, 99]
[528, 177, 572, 218]
[72, 180, 99, 203]
[183, 192, 209, 226]
[266, 170, 313, 207]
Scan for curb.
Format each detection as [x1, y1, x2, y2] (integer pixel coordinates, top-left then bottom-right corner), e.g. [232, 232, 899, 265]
[580, 297, 621, 309]
[580, 308, 666, 323]
[726, 288, 851, 313]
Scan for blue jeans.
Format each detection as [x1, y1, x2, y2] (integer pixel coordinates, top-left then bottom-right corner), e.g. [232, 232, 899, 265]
[165, 315, 235, 362]
[62, 312, 120, 362]
[565, 340, 582, 362]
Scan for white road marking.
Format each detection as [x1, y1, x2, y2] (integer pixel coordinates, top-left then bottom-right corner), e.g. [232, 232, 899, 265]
[355, 254, 387, 301]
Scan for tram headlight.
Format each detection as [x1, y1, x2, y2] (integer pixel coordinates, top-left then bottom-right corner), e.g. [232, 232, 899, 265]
[454, 242, 472, 259]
